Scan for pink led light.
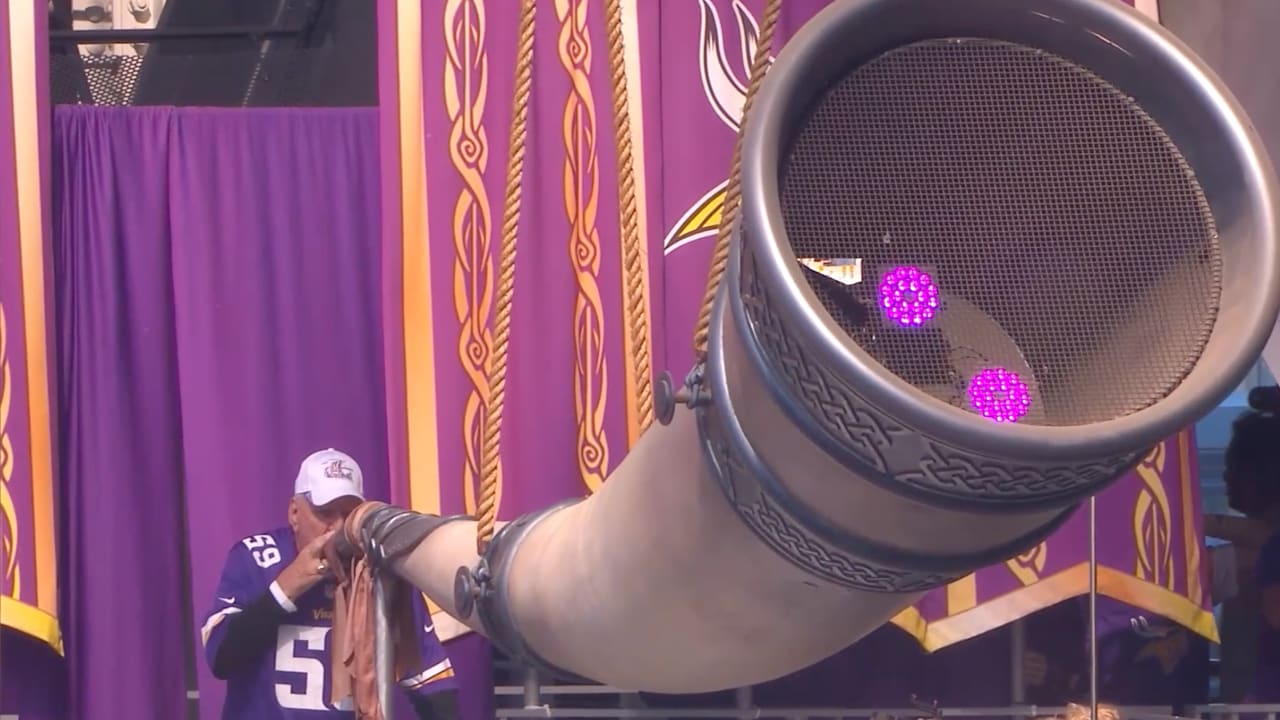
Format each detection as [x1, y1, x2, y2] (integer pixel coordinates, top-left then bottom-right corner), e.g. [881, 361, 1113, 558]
[967, 367, 1032, 424]
[878, 265, 940, 327]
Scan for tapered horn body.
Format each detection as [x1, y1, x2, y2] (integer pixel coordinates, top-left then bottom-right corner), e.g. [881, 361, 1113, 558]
[378, 0, 1280, 694]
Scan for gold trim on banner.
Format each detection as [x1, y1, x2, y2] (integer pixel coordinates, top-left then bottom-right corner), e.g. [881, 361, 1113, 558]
[2, 306, 21, 598]
[8, 0, 58, 621]
[443, 0, 504, 517]
[620, 0, 654, 445]
[892, 563, 1219, 652]
[604, 0, 655, 446]
[557, 0, 611, 493]
[1178, 430, 1204, 606]
[0, 595, 62, 654]
[619, 0, 649, 262]
[397, 0, 443, 518]
[1133, 439, 1175, 590]
[946, 574, 977, 616]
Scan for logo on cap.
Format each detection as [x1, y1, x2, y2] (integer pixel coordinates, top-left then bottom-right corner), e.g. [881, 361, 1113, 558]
[324, 459, 355, 482]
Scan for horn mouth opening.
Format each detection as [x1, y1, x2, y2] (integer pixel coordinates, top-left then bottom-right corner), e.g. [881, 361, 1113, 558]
[740, 0, 1280, 466]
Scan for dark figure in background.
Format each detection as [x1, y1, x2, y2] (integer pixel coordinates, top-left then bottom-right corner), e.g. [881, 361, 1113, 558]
[199, 449, 459, 719]
[1084, 597, 1210, 710]
[1216, 403, 1280, 702]
[636, 624, 941, 716]
[1020, 600, 1087, 704]
[1007, 597, 1207, 710]
[1253, 531, 1280, 701]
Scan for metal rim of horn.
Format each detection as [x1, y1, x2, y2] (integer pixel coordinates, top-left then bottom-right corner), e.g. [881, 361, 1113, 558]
[740, 0, 1279, 480]
[365, 0, 1280, 696]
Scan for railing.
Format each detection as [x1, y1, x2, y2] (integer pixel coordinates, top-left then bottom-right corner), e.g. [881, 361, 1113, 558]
[171, 680, 1280, 720]
[48, 26, 304, 44]
[371, 577, 1280, 720]
[1189, 708, 1280, 720]
[486, 691, 1280, 720]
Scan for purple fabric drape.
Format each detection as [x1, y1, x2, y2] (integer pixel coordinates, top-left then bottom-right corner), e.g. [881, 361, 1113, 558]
[164, 107, 390, 720]
[49, 105, 391, 720]
[52, 106, 190, 720]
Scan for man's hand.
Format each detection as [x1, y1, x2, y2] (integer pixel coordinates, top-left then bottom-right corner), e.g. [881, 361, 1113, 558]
[275, 530, 337, 602]
[322, 502, 377, 581]
[1204, 513, 1272, 546]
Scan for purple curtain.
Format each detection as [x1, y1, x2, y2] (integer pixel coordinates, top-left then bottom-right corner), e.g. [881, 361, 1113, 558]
[52, 106, 190, 720]
[49, 105, 389, 720]
[165, 107, 390, 720]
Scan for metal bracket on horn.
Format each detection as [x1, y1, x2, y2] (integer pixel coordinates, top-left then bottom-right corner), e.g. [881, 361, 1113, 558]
[361, 510, 475, 569]
[655, 364, 712, 426]
[452, 499, 593, 684]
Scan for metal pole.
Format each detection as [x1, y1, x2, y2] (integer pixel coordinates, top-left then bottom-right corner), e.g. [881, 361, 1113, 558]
[523, 667, 543, 709]
[1089, 496, 1099, 720]
[374, 571, 396, 719]
[240, 0, 294, 105]
[48, 26, 303, 44]
[1011, 619, 1026, 704]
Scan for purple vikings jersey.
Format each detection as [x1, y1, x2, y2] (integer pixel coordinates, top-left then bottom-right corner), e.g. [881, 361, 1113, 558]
[201, 527, 456, 719]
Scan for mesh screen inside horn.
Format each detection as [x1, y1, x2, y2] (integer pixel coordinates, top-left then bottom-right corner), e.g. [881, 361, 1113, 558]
[780, 38, 1222, 427]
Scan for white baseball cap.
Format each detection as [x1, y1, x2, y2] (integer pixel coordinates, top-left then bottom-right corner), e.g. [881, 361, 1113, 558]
[295, 448, 365, 506]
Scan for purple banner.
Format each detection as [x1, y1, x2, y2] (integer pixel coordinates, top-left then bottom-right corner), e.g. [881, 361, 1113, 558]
[895, 428, 1215, 649]
[381, 1, 676, 714]
[383, 1, 660, 584]
[0, 0, 61, 638]
[648, 0, 831, 372]
[2, 3, 63, 718]
[1, 0, 62, 661]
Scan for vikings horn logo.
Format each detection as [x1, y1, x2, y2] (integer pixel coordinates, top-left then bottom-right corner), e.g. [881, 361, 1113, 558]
[663, 0, 775, 257]
[323, 459, 354, 482]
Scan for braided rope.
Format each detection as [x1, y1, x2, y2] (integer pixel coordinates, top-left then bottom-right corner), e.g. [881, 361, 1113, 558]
[604, 0, 656, 440]
[477, 0, 537, 555]
[692, 0, 782, 358]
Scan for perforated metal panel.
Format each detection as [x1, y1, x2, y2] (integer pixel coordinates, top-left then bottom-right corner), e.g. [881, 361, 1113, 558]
[780, 38, 1222, 427]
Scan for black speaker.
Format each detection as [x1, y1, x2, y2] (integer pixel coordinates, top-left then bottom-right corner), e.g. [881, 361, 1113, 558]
[48, 0, 375, 107]
[47, 0, 96, 106]
[129, 0, 374, 107]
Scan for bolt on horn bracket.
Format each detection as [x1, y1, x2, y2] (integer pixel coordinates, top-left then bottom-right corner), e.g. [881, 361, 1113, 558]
[654, 364, 713, 426]
[453, 498, 593, 684]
